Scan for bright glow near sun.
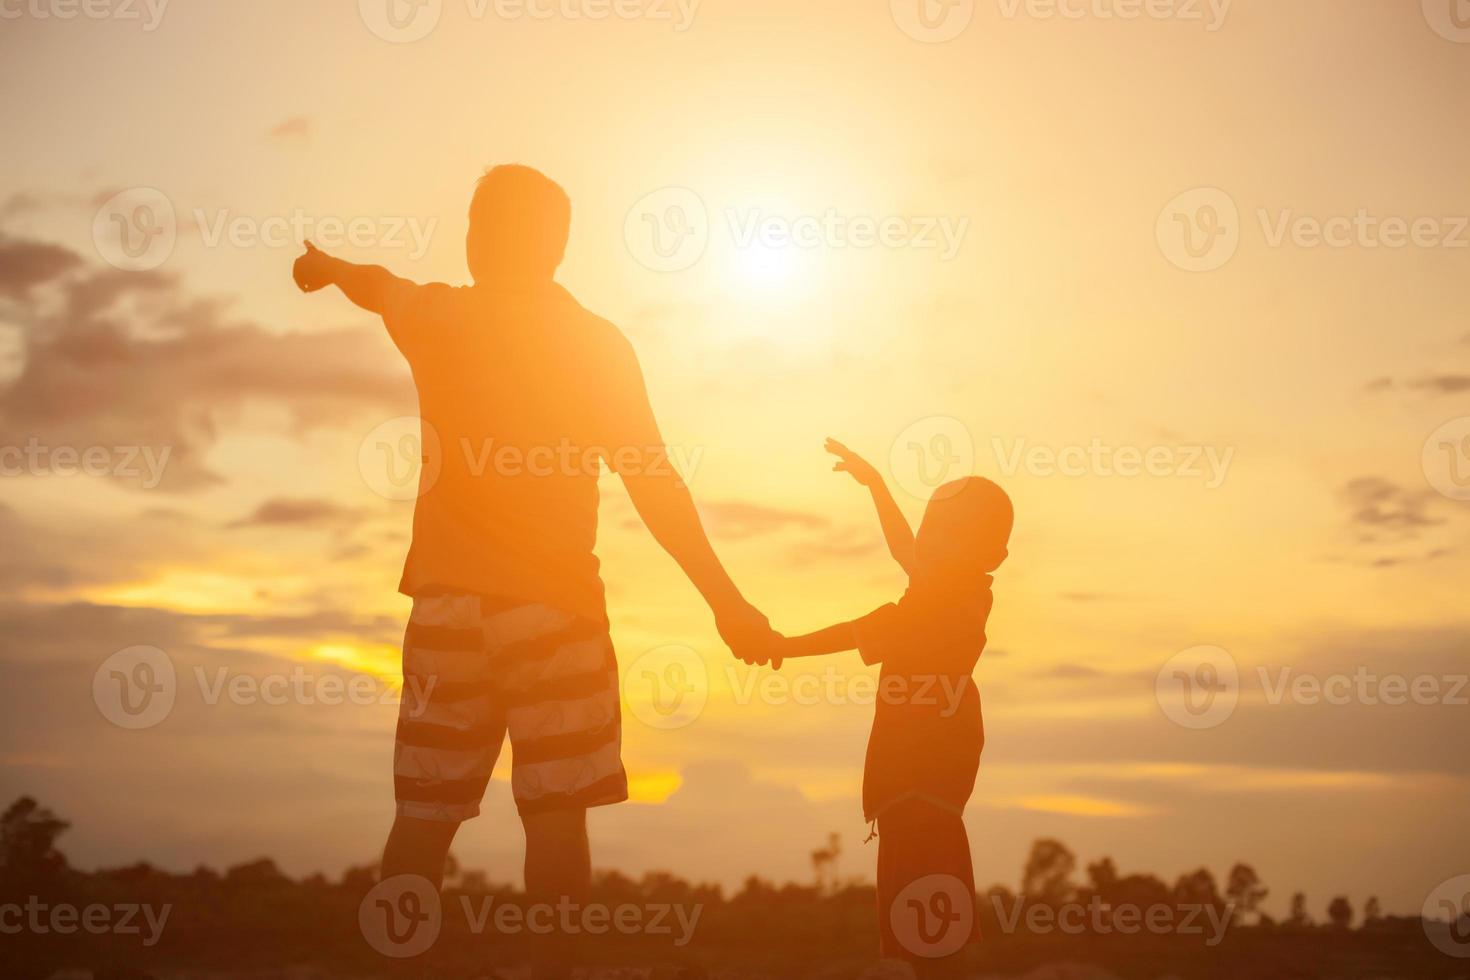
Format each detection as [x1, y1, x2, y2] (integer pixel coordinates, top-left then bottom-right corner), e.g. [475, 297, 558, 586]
[732, 242, 802, 290]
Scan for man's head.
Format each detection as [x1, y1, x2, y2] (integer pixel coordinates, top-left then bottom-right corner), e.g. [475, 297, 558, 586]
[466, 165, 571, 284]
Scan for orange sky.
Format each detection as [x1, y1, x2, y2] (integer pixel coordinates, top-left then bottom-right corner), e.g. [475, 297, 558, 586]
[1, 0, 1468, 918]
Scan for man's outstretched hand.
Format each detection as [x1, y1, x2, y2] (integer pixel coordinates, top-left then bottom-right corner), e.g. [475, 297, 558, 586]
[715, 600, 782, 669]
[292, 241, 335, 293]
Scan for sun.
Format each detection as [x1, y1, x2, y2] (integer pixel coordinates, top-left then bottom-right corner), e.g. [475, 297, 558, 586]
[732, 241, 802, 289]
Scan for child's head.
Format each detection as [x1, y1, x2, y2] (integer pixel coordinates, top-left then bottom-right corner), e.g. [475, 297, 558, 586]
[913, 477, 1014, 586]
[467, 164, 571, 285]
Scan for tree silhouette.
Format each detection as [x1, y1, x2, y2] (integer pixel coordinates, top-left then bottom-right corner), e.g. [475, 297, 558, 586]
[1173, 868, 1225, 911]
[1226, 863, 1269, 924]
[1086, 856, 1118, 895]
[0, 797, 1452, 977]
[1021, 839, 1077, 906]
[0, 800, 74, 980]
[810, 832, 841, 895]
[0, 796, 71, 888]
[1287, 892, 1312, 928]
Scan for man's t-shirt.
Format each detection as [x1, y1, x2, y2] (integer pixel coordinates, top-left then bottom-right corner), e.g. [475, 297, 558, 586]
[853, 580, 992, 822]
[381, 281, 663, 626]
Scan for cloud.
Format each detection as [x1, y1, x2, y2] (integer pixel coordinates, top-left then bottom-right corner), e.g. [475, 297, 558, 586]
[267, 116, 312, 143]
[0, 503, 212, 595]
[1407, 375, 1470, 395]
[1339, 477, 1445, 536]
[0, 236, 83, 298]
[1059, 592, 1141, 603]
[1031, 664, 1105, 679]
[786, 530, 881, 567]
[0, 230, 413, 491]
[698, 500, 829, 539]
[228, 498, 365, 530]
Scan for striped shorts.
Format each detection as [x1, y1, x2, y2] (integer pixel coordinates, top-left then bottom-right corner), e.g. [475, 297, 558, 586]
[394, 593, 628, 822]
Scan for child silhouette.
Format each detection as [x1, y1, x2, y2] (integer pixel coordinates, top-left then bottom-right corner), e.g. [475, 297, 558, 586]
[772, 438, 1013, 974]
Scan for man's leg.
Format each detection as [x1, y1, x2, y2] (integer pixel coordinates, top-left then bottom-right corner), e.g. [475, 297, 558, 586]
[382, 814, 461, 888]
[521, 806, 591, 980]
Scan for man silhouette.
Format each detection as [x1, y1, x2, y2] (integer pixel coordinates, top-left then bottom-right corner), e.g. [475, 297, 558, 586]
[293, 164, 774, 976]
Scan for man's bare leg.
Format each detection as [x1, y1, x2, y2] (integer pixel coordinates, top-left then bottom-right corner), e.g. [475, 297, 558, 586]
[382, 814, 460, 887]
[522, 807, 591, 980]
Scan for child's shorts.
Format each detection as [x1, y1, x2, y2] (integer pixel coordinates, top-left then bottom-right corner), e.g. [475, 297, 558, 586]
[393, 593, 628, 822]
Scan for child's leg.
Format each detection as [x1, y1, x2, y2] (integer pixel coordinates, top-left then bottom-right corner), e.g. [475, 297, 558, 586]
[876, 798, 980, 978]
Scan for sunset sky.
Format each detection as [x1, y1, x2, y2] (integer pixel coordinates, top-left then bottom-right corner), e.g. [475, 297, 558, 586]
[1, 0, 1467, 919]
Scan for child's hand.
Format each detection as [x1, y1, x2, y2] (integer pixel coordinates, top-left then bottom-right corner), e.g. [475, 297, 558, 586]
[825, 438, 882, 488]
[292, 240, 335, 293]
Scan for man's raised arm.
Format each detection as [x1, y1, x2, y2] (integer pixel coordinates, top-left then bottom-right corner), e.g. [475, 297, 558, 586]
[292, 241, 415, 316]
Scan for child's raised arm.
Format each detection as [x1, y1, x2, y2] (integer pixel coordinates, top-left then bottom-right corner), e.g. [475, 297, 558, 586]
[825, 438, 915, 574]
